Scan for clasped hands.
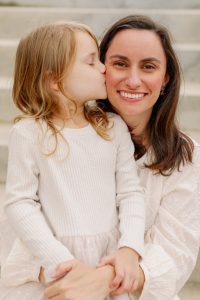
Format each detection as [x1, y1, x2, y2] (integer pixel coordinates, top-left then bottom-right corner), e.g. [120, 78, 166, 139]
[43, 247, 144, 299]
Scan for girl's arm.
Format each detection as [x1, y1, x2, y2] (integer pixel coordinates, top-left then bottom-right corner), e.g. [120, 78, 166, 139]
[137, 144, 200, 300]
[98, 115, 145, 295]
[114, 115, 145, 256]
[3, 125, 74, 285]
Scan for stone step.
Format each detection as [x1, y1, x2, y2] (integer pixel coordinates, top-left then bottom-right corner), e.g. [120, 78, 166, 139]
[0, 124, 9, 183]
[1, 40, 200, 83]
[0, 0, 200, 9]
[178, 100, 200, 131]
[0, 7, 200, 43]
[176, 44, 200, 83]
[0, 183, 5, 217]
[179, 282, 200, 300]
[190, 253, 200, 284]
[178, 82, 200, 131]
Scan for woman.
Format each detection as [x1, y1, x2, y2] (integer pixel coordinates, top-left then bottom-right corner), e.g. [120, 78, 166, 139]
[44, 15, 200, 300]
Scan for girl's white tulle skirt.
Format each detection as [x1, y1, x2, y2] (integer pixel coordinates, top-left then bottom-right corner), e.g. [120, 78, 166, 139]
[0, 220, 131, 300]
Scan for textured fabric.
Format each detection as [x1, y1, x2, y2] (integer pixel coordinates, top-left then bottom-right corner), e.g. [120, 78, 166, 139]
[0, 225, 130, 300]
[1, 113, 144, 294]
[1, 118, 200, 299]
[136, 142, 200, 300]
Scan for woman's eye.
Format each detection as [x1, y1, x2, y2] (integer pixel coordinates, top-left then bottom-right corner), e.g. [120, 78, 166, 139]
[143, 64, 156, 70]
[113, 61, 128, 68]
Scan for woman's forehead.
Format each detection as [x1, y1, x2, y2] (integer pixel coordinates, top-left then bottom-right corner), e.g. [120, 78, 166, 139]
[106, 29, 166, 61]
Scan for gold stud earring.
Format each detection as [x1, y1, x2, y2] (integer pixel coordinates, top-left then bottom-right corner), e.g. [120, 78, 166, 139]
[160, 86, 165, 95]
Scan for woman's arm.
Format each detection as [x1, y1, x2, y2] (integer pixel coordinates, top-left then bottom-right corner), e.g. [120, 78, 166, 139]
[137, 145, 200, 300]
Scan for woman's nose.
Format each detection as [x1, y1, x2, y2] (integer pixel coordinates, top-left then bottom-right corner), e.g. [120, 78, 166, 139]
[125, 69, 142, 88]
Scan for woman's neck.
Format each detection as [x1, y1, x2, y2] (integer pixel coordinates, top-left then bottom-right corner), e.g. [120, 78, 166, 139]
[120, 112, 151, 148]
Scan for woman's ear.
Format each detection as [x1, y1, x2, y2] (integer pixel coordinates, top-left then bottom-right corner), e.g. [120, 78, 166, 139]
[163, 73, 169, 86]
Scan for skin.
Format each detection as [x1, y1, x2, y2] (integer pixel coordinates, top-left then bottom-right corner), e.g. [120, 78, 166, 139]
[44, 28, 168, 299]
[53, 30, 107, 128]
[62, 31, 107, 104]
[44, 261, 114, 300]
[105, 29, 168, 138]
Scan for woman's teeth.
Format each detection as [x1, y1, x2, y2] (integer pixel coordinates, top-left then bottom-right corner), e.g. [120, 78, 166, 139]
[120, 91, 145, 99]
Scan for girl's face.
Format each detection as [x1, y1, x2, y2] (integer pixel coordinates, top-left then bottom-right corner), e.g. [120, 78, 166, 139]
[63, 31, 107, 105]
[105, 29, 168, 121]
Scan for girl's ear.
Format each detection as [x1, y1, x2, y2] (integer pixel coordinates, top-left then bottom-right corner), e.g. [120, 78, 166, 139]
[51, 81, 59, 91]
[48, 71, 59, 91]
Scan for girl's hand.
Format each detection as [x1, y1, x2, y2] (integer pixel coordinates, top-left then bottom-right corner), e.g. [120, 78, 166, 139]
[97, 247, 140, 296]
[44, 261, 115, 300]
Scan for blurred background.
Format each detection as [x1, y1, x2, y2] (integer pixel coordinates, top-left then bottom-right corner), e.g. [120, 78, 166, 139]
[0, 1, 199, 298]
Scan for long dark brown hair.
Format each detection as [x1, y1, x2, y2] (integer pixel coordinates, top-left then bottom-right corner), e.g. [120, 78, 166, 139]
[98, 15, 194, 175]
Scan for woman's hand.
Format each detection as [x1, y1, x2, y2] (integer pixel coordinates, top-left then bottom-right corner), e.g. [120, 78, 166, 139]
[39, 259, 79, 286]
[44, 261, 115, 300]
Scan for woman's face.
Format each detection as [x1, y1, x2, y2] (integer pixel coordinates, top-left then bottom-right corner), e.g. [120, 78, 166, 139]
[105, 29, 168, 121]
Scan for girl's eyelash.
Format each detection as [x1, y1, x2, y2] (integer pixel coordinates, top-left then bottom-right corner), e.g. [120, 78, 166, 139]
[88, 59, 95, 66]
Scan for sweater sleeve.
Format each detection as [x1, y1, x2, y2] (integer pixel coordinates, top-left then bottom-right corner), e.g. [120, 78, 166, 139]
[139, 145, 200, 300]
[4, 126, 74, 283]
[114, 116, 145, 257]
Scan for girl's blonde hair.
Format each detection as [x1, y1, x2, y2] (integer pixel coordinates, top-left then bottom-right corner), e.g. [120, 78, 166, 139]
[13, 21, 110, 153]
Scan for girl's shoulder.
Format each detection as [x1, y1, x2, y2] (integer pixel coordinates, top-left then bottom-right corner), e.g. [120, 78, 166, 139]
[10, 118, 45, 142]
[107, 112, 129, 131]
[12, 118, 38, 129]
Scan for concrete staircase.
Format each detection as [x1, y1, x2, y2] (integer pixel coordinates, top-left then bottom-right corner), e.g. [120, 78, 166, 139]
[0, 1, 199, 298]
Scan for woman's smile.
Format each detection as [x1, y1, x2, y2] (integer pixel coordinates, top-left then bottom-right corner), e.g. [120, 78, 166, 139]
[119, 91, 147, 102]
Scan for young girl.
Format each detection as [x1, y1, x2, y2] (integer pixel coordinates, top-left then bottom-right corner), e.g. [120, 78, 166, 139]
[0, 22, 145, 299]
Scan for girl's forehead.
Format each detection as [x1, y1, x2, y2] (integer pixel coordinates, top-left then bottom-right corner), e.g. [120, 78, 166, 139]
[76, 31, 97, 49]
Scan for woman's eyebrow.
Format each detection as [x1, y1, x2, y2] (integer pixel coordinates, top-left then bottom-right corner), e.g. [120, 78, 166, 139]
[108, 55, 161, 64]
[141, 57, 161, 63]
[108, 54, 129, 60]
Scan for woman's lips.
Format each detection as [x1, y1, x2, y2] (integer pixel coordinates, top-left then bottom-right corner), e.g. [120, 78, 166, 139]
[119, 91, 146, 102]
